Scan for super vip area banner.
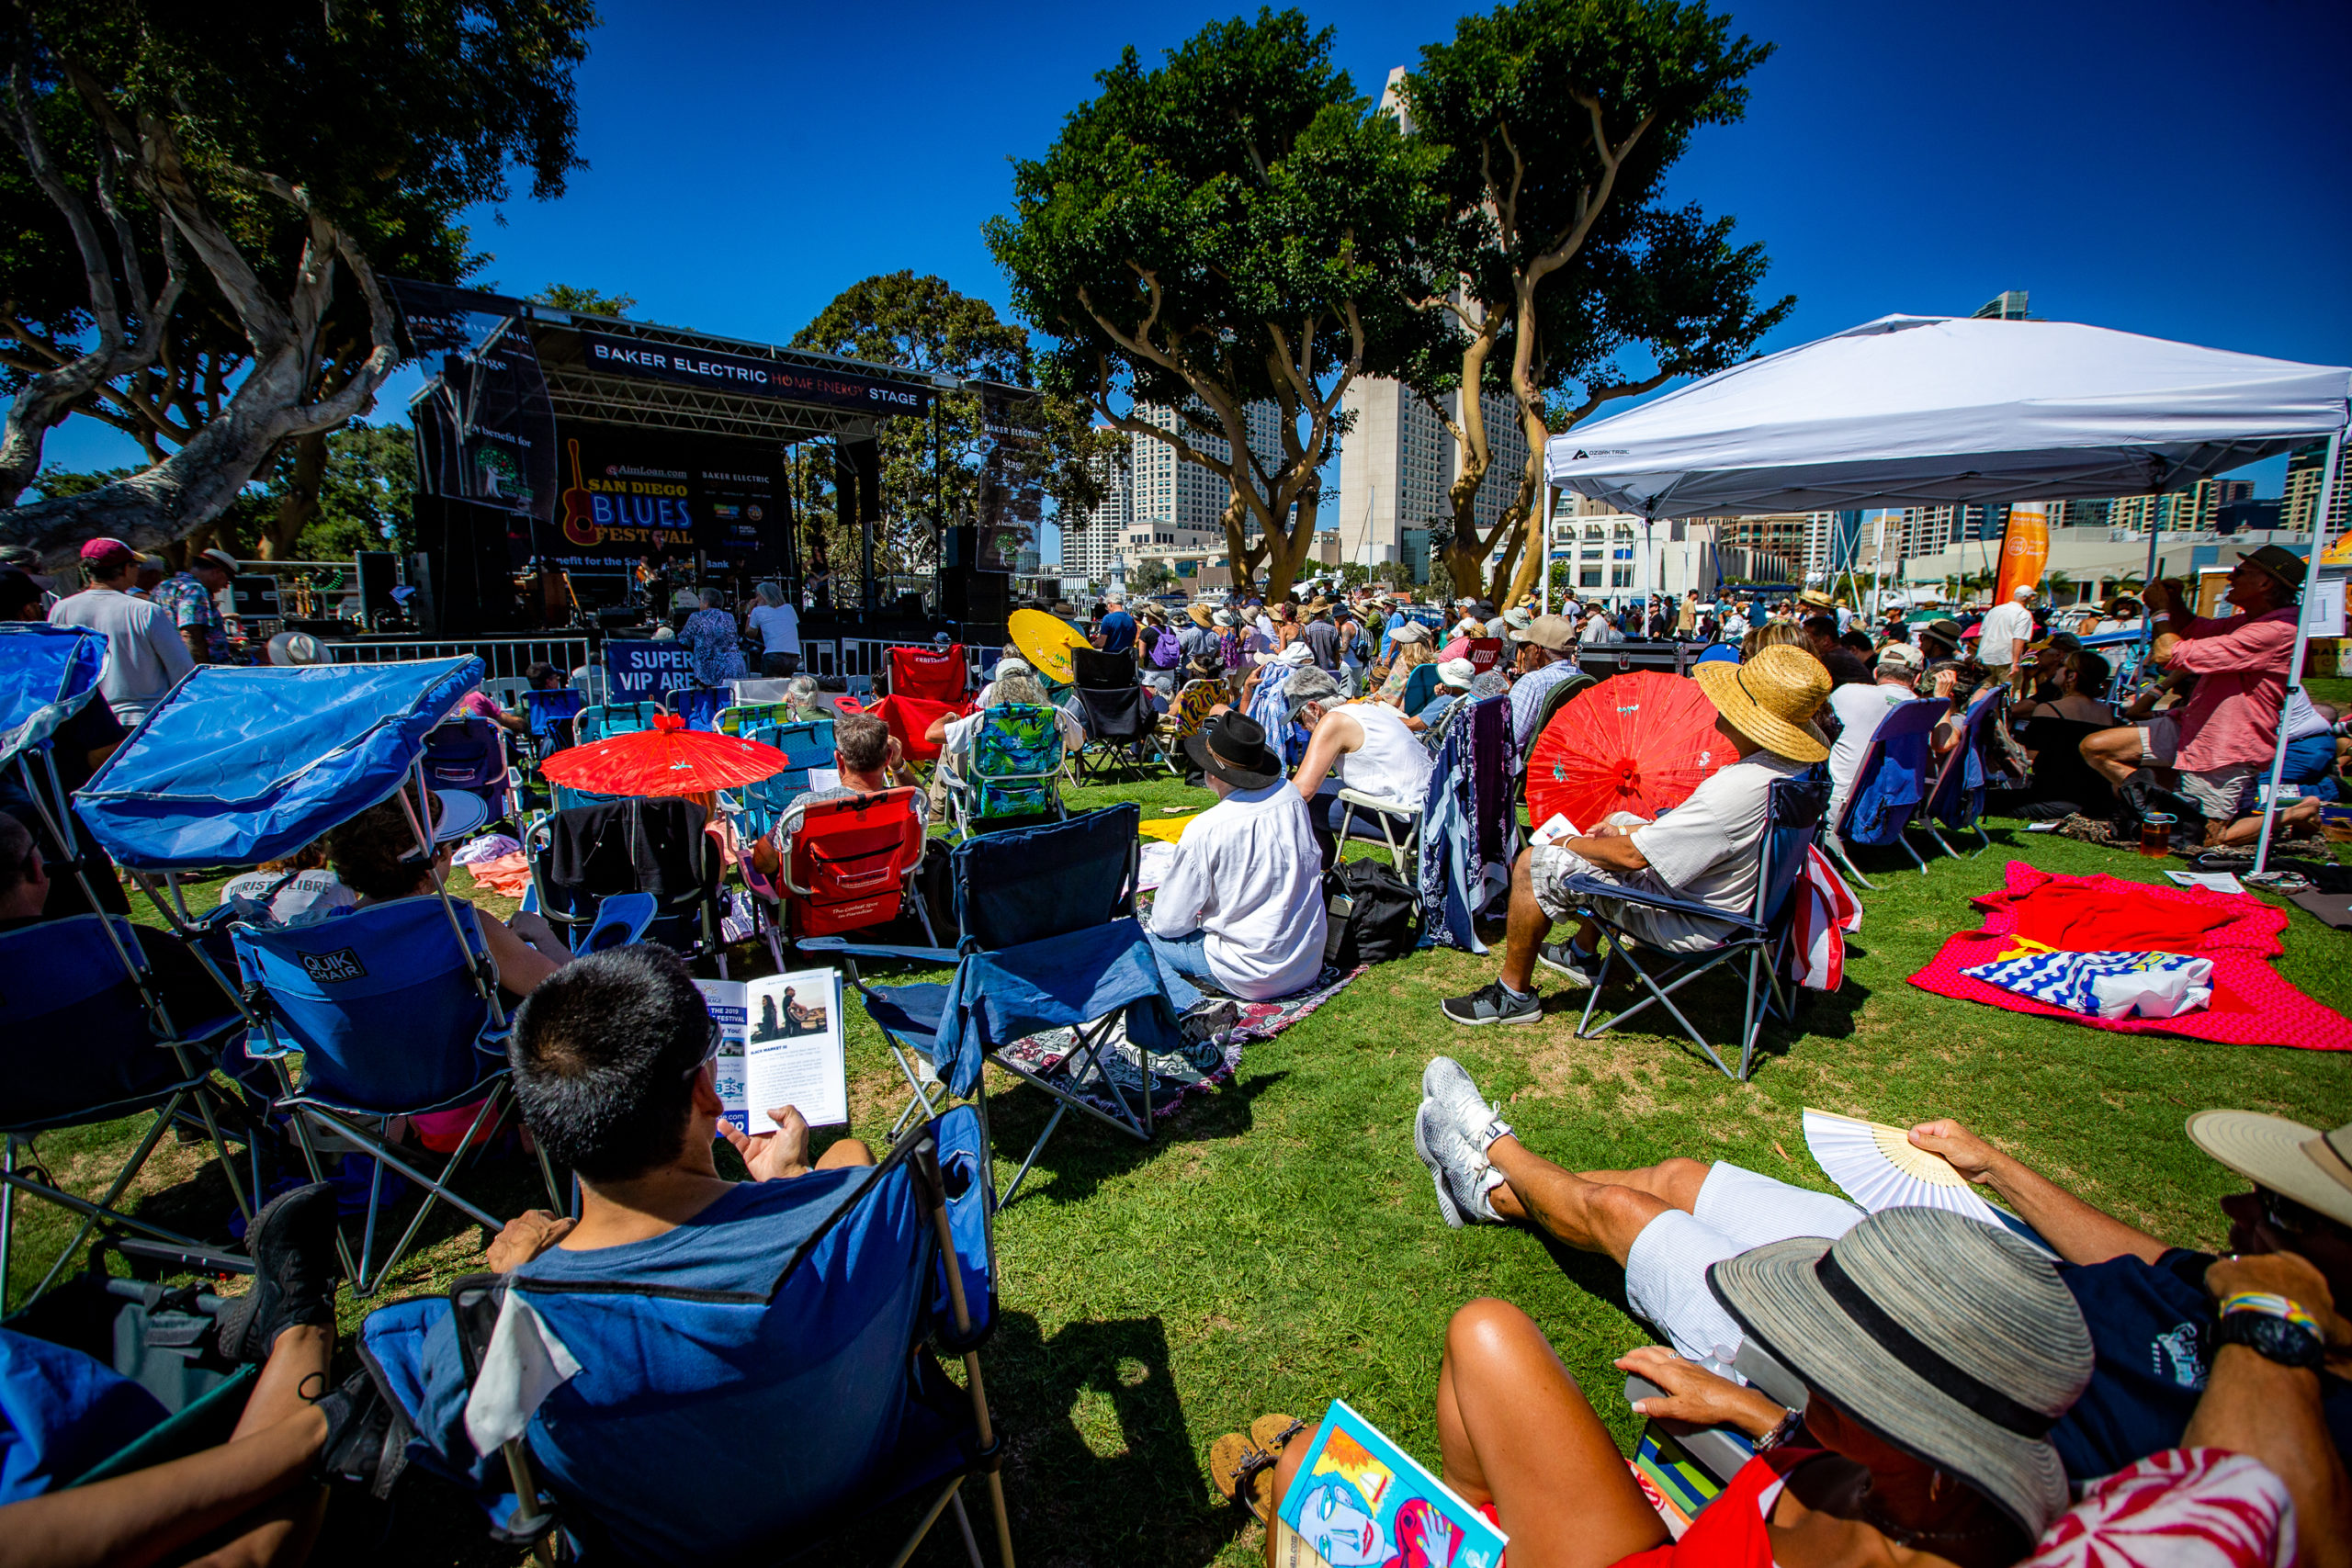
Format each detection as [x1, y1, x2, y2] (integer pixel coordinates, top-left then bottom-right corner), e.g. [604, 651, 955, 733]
[534, 422, 790, 570]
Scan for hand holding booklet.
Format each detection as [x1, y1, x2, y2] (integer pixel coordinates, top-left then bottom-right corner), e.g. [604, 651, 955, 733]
[694, 968, 850, 1131]
[1272, 1400, 1506, 1568]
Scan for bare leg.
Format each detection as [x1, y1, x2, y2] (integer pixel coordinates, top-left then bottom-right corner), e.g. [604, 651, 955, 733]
[1496, 852, 1558, 994]
[1266, 1301, 1668, 1568]
[2079, 726, 2145, 787]
[815, 1137, 876, 1170]
[0, 1326, 333, 1568]
[1483, 1137, 1676, 1268]
[2210, 796, 2321, 846]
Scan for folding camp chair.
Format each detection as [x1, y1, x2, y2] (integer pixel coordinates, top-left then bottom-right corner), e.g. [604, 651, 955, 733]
[1559, 773, 1830, 1082]
[357, 1110, 1014, 1567]
[1, 917, 251, 1309]
[1068, 648, 1150, 779]
[944, 704, 1068, 840]
[1463, 637, 1504, 676]
[663, 683, 728, 732]
[1333, 787, 1423, 873]
[519, 687, 585, 761]
[234, 895, 562, 1295]
[526, 797, 727, 970]
[575, 700, 659, 745]
[1397, 660, 1442, 716]
[852, 917, 1185, 1206]
[1156, 678, 1224, 778]
[1825, 697, 1947, 888]
[811, 806, 1141, 1129]
[766, 787, 933, 963]
[718, 717, 835, 842]
[888, 642, 970, 705]
[1913, 686, 2002, 858]
[715, 699, 792, 737]
[421, 716, 512, 824]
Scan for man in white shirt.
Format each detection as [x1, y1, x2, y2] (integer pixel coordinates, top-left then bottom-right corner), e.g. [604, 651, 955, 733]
[1825, 642, 1925, 824]
[1147, 712, 1327, 1012]
[1286, 666, 1435, 868]
[1977, 585, 2037, 684]
[48, 536, 194, 724]
[1441, 645, 1832, 1026]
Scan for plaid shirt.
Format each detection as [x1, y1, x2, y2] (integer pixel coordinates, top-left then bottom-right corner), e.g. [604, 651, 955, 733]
[153, 572, 226, 661]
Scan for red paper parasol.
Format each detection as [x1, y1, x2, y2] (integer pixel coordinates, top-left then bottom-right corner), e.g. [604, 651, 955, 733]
[539, 713, 788, 796]
[1525, 671, 1732, 830]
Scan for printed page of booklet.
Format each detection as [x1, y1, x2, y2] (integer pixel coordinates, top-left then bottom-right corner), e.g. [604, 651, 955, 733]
[738, 968, 850, 1130]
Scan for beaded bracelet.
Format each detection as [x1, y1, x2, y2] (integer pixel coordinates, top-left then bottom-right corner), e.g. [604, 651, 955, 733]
[2217, 1292, 2321, 1333]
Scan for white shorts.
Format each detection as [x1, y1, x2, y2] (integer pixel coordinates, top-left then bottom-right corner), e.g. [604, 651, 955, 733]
[2177, 763, 2256, 823]
[1622, 1164, 1864, 1364]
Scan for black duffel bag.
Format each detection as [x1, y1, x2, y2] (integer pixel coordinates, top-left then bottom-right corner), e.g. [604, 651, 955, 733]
[1322, 858, 1421, 969]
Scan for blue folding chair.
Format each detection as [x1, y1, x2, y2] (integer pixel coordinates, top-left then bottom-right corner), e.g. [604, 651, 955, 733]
[422, 716, 513, 824]
[0, 917, 249, 1308]
[519, 687, 585, 761]
[574, 700, 659, 745]
[715, 700, 792, 737]
[663, 684, 728, 733]
[718, 718, 835, 842]
[1915, 686, 2002, 858]
[232, 897, 561, 1295]
[854, 910, 1182, 1206]
[525, 797, 727, 972]
[944, 704, 1069, 840]
[358, 1111, 1013, 1567]
[1825, 696, 1946, 886]
[1560, 773, 1829, 1081]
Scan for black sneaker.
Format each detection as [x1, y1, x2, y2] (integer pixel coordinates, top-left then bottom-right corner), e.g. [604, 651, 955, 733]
[1439, 982, 1541, 1027]
[1536, 942, 1598, 986]
[215, 1181, 341, 1363]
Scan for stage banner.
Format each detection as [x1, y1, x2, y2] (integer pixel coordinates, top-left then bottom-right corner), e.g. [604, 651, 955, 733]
[605, 639, 699, 700]
[577, 331, 932, 418]
[536, 422, 789, 571]
[391, 278, 558, 524]
[1995, 502, 2050, 604]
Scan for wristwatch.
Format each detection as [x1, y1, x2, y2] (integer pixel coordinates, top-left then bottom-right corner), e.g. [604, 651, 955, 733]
[2212, 1292, 2326, 1370]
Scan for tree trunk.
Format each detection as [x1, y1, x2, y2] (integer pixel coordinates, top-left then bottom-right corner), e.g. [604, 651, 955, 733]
[260, 429, 326, 559]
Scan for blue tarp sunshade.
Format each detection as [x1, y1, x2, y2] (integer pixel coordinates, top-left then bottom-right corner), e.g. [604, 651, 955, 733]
[75, 658, 482, 872]
[0, 623, 106, 771]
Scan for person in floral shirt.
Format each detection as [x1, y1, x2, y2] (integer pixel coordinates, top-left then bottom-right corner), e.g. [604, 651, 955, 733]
[153, 547, 238, 664]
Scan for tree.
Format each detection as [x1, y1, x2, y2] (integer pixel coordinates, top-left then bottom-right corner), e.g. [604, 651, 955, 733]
[531, 282, 637, 318]
[0, 0, 593, 565]
[1401, 0, 1788, 604]
[988, 10, 1448, 601]
[791, 270, 1124, 584]
[1127, 558, 1175, 596]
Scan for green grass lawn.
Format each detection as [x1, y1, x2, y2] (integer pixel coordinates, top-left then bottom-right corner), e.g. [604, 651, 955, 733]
[9, 747, 2352, 1566]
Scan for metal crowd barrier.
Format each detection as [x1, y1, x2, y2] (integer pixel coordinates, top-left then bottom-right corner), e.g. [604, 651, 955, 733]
[323, 637, 592, 683]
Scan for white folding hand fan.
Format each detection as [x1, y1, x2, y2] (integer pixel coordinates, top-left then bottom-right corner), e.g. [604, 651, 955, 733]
[1801, 1109, 2004, 1224]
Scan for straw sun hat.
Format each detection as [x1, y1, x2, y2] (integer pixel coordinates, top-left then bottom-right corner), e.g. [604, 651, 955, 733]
[1708, 1206, 2093, 1540]
[1691, 644, 1831, 763]
[2186, 1111, 2352, 1230]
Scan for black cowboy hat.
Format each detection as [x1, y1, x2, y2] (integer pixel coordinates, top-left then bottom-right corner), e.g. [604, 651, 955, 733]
[1183, 711, 1283, 791]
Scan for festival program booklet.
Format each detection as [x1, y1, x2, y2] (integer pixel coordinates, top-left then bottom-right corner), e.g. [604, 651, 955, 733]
[1272, 1400, 1507, 1568]
[694, 968, 850, 1131]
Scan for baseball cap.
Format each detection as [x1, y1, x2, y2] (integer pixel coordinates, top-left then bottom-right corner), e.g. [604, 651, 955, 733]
[79, 536, 148, 567]
[1875, 642, 1925, 672]
[1510, 614, 1577, 652]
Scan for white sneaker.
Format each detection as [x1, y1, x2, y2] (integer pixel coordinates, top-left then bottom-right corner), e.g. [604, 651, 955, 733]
[1413, 1100, 1498, 1228]
[1421, 1055, 1512, 1155]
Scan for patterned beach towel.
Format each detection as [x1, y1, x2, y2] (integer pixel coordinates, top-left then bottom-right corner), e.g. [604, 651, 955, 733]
[1962, 941, 2214, 1020]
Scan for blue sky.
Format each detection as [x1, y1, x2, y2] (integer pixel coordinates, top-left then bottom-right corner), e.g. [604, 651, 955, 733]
[40, 0, 2352, 549]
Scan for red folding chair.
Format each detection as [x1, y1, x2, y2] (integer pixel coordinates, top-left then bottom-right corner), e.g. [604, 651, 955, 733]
[779, 787, 934, 945]
[850, 693, 968, 765]
[887, 643, 968, 704]
[1465, 637, 1505, 676]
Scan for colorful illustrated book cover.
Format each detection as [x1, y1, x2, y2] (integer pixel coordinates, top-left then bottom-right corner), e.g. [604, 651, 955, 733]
[1272, 1399, 1507, 1568]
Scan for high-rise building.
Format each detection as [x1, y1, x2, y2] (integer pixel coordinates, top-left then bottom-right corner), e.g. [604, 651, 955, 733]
[1057, 403, 1289, 588]
[2282, 439, 2350, 543]
[1058, 435, 1130, 583]
[1713, 512, 1846, 576]
[1335, 378, 1529, 569]
[1973, 290, 2030, 321]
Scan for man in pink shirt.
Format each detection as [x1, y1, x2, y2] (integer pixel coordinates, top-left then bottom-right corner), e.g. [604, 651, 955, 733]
[2143, 545, 2318, 841]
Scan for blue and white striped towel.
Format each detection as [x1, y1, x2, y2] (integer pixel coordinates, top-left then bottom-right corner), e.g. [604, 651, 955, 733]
[1961, 947, 2214, 1020]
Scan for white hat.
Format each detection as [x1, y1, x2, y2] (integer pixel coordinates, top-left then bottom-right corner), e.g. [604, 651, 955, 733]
[1388, 620, 1430, 643]
[1435, 658, 1476, 688]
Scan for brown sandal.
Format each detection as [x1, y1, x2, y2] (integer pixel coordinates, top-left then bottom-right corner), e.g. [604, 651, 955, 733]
[1210, 1413, 1306, 1523]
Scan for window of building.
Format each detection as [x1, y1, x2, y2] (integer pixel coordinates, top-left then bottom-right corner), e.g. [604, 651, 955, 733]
[1611, 566, 1634, 587]
[1579, 567, 1602, 587]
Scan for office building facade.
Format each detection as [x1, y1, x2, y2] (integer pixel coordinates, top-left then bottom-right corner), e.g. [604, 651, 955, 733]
[1335, 377, 1530, 573]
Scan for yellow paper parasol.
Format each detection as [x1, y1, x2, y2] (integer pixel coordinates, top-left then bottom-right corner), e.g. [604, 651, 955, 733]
[1009, 607, 1091, 685]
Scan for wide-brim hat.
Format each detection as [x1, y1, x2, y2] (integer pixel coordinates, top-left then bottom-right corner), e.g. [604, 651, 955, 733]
[1388, 620, 1430, 644]
[1183, 712, 1283, 791]
[1691, 645, 1831, 762]
[1187, 603, 1216, 628]
[2187, 1111, 2352, 1231]
[1708, 1207, 2091, 1541]
[1798, 588, 1837, 609]
[1920, 617, 1965, 648]
[2241, 543, 2308, 593]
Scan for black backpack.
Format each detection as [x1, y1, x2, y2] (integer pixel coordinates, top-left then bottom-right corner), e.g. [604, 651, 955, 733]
[1321, 858, 1421, 969]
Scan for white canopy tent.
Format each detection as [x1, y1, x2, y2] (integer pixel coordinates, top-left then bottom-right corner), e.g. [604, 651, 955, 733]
[1540, 313, 2350, 872]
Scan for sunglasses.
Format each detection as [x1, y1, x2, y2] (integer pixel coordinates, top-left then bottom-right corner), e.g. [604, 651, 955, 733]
[683, 1014, 724, 1081]
[2253, 1185, 2352, 1243]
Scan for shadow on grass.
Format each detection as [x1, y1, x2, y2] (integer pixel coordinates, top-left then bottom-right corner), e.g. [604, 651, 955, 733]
[981, 1070, 1287, 1210]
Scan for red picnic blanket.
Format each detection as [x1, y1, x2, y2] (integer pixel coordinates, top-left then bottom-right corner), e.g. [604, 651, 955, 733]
[1907, 862, 2351, 1052]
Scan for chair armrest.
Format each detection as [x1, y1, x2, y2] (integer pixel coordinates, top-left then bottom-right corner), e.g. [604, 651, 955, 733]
[1337, 787, 1419, 818]
[1555, 874, 1763, 935]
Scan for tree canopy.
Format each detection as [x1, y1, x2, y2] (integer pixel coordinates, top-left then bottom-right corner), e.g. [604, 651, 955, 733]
[0, 0, 594, 563]
[988, 8, 1449, 600]
[1402, 0, 1788, 603]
